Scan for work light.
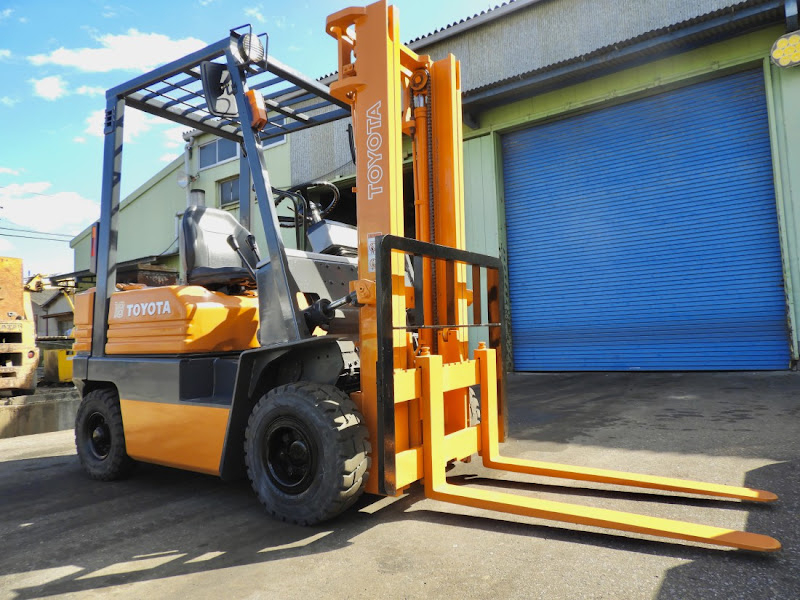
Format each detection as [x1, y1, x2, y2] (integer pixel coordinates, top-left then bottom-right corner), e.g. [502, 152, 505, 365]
[228, 27, 267, 66]
[771, 31, 800, 67]
[237, 33, 264, 65]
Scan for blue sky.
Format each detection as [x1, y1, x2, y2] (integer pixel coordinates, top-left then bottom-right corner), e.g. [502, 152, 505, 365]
[0, 0, 495, 276]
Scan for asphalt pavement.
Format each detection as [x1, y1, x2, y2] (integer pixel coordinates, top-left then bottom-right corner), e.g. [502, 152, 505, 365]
[0, 371, 797, 599]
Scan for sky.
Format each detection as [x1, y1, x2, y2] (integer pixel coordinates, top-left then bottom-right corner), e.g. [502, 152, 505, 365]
[0, 0, 496, 277]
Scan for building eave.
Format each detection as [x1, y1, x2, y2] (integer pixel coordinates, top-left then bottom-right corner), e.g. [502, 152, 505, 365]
[463, 0, 785, 112]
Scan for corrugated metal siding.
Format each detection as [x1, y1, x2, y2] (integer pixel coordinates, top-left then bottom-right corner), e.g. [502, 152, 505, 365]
[417, 0, 769, 92]
[288, 106, 354, 187]
[502, 69, 790, 370]
[294, 2, 775, 186]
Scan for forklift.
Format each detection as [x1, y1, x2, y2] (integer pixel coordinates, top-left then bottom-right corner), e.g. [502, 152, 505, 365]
[72, 0, 781, 550]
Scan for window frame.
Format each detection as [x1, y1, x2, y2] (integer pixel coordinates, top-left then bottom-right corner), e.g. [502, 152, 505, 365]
[198, 138, 240, 171]
[198, 122, 288, 172]
[218, 175, 240, 208]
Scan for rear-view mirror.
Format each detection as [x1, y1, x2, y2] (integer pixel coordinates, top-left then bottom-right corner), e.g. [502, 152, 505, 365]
[201, 61, 238, 119]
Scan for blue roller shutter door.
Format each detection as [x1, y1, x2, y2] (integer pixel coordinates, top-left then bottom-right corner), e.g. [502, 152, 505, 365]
[502, 69, 789, 370]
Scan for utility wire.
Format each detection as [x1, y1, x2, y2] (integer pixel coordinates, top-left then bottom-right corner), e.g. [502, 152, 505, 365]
[0, 226, 74, 238]
[157, 237, 179, 257]
[0, 232, 72, 242]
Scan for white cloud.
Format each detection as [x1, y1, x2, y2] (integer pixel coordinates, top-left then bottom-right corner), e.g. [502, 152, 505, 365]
[76, 85, 105, 96]
[85, 107, 158, 141]
[18, 16, 27, 24]
[0, 9, 12, 21]
[0, 238, 14, 253]
[0, 96, 17, 107]
[0, 49, 10, 59]
[0, 167, 22, 176]
[163, 126, 187, 149]
[159, 153, 179, 163]
[0, 182, 98, 234]
[73, 136, 86, 144]
[28, 29, 206, 73]
[198, 0, 215, 6]
[244, 7, 265, 23]
[30, 75, 68, 100]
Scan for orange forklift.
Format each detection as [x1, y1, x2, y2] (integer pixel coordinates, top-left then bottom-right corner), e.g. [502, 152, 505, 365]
[72, 1, 780, 550]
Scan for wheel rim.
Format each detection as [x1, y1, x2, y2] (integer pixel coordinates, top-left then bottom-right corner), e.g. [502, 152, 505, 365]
[263, 416, 317, 494]
[85, 411, 112, 460]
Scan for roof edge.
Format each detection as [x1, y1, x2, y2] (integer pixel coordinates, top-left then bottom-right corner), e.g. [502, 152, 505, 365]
[407, 0, 544, 50]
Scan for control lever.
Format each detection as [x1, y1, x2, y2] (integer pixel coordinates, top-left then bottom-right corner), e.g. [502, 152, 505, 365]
[303, 291, 358, 330]
[226, 235, 257, 280]
[245, 234, 261, 262]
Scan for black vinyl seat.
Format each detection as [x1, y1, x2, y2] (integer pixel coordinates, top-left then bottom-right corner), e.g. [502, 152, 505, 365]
[180, 206, 257, 290]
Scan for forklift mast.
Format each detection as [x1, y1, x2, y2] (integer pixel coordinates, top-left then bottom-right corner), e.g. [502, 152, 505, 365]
[326, 1, 781, 551]
[327, 2, 477, 497]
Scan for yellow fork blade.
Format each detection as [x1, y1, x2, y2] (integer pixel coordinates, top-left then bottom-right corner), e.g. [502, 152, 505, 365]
[483, 455, 777, 502]
[427, 480, 782, 552]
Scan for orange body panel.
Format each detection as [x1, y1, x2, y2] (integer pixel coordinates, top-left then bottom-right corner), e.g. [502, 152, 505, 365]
[72, 288, 94, 353]
[120, 399, 229, 475]
[73, 286, 259, 354]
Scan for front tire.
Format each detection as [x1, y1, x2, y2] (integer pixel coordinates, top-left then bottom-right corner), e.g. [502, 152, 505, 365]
[244, 382, 370, 525]
[75, 388, 135, 480]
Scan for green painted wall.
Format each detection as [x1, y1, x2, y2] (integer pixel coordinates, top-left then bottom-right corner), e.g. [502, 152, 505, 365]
[466, 27, 785, 138]
[463, 134, 501, 357]
[71, 135, 293, 275]
[462, 25, 800, 361]
[71, 157, 184, 271]
[765, 61, 800, 358]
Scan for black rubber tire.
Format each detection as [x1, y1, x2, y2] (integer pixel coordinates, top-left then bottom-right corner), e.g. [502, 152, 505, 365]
[74, 388, 135, 481]
[244, 382, 371, 525]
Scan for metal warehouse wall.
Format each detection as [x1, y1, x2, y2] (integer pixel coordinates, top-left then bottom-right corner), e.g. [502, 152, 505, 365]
[469, 27, 800, 361]
[290, 0, 766, 200]
[767, 64, 800, 357]
[413, 0, 759, 92]
[288, 106, 354, 187]
[291, 1, 758, 188]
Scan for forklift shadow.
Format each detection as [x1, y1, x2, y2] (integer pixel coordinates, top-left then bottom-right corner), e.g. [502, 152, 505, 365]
[655, 460, 798, 599]
[2, 457, 420, 600]
[2, 454, 785, 600]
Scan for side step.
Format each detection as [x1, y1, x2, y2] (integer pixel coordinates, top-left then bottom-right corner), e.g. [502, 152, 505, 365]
[415, 348, 781, 552]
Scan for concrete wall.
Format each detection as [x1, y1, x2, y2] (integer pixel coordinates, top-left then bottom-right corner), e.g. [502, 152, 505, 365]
[0, 389, 81, 439]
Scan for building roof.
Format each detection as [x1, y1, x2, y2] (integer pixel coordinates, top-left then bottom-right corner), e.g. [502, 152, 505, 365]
[460, 0, 784, 109]
[29, 289, 61, 308]
[407, 0, 538, 48]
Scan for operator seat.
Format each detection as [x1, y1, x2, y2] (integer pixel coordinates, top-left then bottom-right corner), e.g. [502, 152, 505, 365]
[180, 206, 257, 290]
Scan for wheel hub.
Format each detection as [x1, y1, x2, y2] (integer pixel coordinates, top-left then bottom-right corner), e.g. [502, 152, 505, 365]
[264, 417, 317, 494]
[85, 412, 111, 460]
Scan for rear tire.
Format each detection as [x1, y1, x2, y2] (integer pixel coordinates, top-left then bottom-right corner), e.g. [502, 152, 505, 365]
[75, 388, 135, 480]
[244, 382, 370, 525]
